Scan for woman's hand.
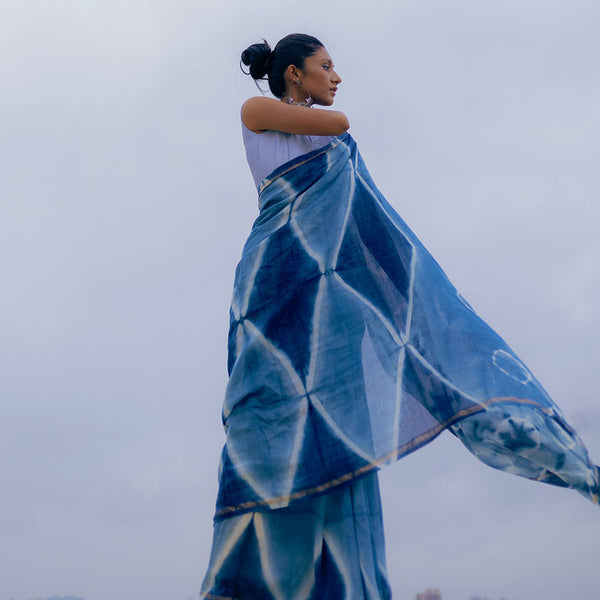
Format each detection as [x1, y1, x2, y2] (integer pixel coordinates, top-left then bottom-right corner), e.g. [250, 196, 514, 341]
[241, 97, 349, 136]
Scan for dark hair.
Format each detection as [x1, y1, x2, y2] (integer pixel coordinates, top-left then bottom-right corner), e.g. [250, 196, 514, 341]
[240, 34, 324, 98]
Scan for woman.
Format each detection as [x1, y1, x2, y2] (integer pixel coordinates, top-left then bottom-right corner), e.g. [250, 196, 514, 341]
[201, 34, 599, 600]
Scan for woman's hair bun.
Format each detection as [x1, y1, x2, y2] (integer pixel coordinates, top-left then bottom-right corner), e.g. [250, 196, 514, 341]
[241, 40, 272, 80]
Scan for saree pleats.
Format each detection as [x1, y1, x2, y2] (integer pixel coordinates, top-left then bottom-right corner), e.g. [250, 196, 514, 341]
[214, 133, 599, 521]
[201, 472, 391, 600]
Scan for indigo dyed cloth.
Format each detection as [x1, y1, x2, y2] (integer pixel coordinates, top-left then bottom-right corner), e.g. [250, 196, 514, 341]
[215, 133, 599, 521]
[201, 472, 390, 600]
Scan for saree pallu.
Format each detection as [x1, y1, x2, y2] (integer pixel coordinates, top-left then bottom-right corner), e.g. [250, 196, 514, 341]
[215, 133, 599, 522]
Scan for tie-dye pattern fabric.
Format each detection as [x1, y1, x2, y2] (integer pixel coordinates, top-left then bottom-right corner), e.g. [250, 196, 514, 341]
[201, 472, 390, 600]
[215, 133, 599, 521]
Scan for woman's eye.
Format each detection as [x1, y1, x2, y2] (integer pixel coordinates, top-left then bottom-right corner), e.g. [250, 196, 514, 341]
[323, 64, 330, 70]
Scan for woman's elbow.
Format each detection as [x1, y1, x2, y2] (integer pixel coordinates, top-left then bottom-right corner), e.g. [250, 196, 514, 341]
[334, 112, 350, 135]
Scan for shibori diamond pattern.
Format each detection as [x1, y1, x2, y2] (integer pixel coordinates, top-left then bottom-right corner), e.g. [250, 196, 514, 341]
[215, 134, 600, 520]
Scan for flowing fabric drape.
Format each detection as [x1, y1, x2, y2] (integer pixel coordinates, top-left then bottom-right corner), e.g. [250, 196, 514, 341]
[215, 133, 599, 521]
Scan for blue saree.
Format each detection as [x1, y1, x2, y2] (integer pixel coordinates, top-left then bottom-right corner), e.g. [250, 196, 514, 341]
[215, 133, 599, 520]
[201, 132, 598, 600]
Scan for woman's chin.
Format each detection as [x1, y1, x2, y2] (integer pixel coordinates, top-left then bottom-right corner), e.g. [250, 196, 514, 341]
[315, 97, 334, 107]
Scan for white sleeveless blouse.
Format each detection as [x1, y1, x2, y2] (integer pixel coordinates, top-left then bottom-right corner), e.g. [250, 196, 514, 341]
[242, 119, 337, 190]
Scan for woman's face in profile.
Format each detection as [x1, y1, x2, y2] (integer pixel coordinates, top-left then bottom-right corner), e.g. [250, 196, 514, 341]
[298, 47, 342, 106]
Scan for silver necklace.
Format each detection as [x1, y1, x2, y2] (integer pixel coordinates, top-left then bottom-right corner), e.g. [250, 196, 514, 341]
[284, 92, 313, 108]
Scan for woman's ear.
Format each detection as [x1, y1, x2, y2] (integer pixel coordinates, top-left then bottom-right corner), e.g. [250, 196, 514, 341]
[285, 64, 300, 84]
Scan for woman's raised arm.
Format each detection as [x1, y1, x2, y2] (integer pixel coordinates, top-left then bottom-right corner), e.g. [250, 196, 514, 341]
[241, 96, 350, 136]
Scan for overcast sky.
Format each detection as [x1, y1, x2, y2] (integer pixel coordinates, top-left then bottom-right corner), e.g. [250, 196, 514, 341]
[1, 1, 599, 599]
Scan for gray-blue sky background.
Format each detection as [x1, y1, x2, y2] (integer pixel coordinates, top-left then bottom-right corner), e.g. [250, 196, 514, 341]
[1, 1, 599, 599]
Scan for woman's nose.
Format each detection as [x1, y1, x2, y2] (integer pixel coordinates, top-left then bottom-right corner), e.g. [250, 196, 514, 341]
[333, 70, 342, 84]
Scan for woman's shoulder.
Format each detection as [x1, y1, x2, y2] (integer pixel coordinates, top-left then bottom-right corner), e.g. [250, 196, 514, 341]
[241, 96, 280, 131]
[242, 96, 279, 110]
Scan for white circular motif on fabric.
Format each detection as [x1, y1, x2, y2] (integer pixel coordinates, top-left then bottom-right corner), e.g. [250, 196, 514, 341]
[492, 349, 532, 385]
